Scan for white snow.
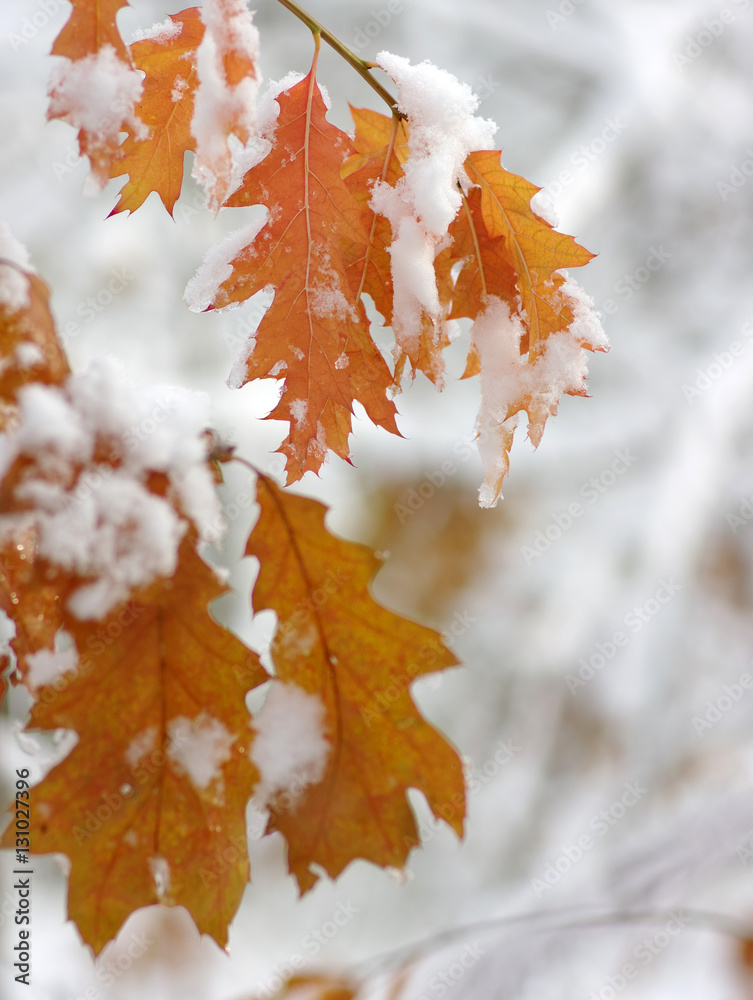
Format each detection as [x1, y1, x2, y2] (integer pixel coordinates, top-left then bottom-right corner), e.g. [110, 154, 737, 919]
[530, 188, 560, 228]
[371, 52, 496, 354]
[185, 212, 269, 312]
[289, 399, 308, 428]
[148, 856, 171, 899]
[47, 46, 146, 186]
[167, 713, 235, 790]
[15, 342, 45, 368]
[25, 646, 78, 692]
[0, 358, 223, 619]
[0, 222, 33, 311]
[191, 0, 262, 211]
[471, 293, 604, 507]
[250, 681, 330, 806]
[225, 72, 305, 200]
[125, 726, 158, 768]
[131, 18, 183, 44]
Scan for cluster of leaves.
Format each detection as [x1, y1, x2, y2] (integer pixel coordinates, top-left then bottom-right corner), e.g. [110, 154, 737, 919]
[0, 0, 604, 971]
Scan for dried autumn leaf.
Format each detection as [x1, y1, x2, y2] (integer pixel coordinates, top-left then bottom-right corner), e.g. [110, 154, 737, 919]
[0, 261, 71, 668]
[110, 8, 205, 217]
[341, 107, 409, 328]
[446, 152, 607, 506]
[0, 536, 268, 954]
[342, 107, 452, 387]
[198, 54, 398, 483]
[48, 0, 144, 188]
[247, 474, 465, 892]
[464, 150, 596, 359]
[0, 262, 70, 429]
[51, 0, 131, 63]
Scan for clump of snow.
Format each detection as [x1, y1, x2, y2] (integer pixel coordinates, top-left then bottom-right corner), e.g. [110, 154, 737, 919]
[0, 357, 223, 619]
[530, 188, 560, 228]
[191, 0, 262, 211]
[167, 713, 235, 789]
[48, 46, 146, 188]
[556, 276, 609, 351]
[131, 18, 183, 44]
[148, 856, 171, 899]
[185, 212, 269, 312]
[472, 290, 606, 508]
[289, 399, 308, 428]
[0, 222, 34, 312]
[371, 52, 496, 355]
[125, 726, 158, 768]
[15, 343, 45, 369]
[25, 646, 78, 692]
[226, 71, 304, 200]
[251, 681, 330, 807]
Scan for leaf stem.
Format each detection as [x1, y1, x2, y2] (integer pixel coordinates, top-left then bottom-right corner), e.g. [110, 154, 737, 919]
[272, 0, 402, 117]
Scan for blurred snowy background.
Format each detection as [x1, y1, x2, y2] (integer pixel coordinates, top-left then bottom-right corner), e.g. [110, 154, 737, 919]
[3, 0, 753, 997]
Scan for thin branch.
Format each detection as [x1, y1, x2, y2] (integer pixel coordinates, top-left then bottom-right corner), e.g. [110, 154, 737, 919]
[273, 0, 402, 117]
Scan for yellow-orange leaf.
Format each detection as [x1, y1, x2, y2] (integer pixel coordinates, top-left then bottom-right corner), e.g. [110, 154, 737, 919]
[247, 474, 465, 893]
[342, 107, 451, 386]
[464, 150, 595, 359]
[0, 263, 70, 427]
[0, 537, 268, 953]
[341, 107, 409, 328]
[214, 58, 399, 483]
[51, 0, 131, 62]
[110, 8, 205, 216]
[48, 0, 139, 187]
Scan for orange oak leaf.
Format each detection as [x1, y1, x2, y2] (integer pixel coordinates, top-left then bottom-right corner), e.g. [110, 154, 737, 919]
[341, 107, 409, 328]
[48, 0, 142, 187]
[463, 150, 596, 360]
[444, 154, 607, 505]
[0, 262, 71, 668]
[0, 536, 268, 954]
[109, 8, 205, 217]
[51, 0, 131, 62]
[246, 474, 465, 893]
[341, 108, 451, 387]
[208, 52, 399, 483]
[0, 262, 70, 428]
